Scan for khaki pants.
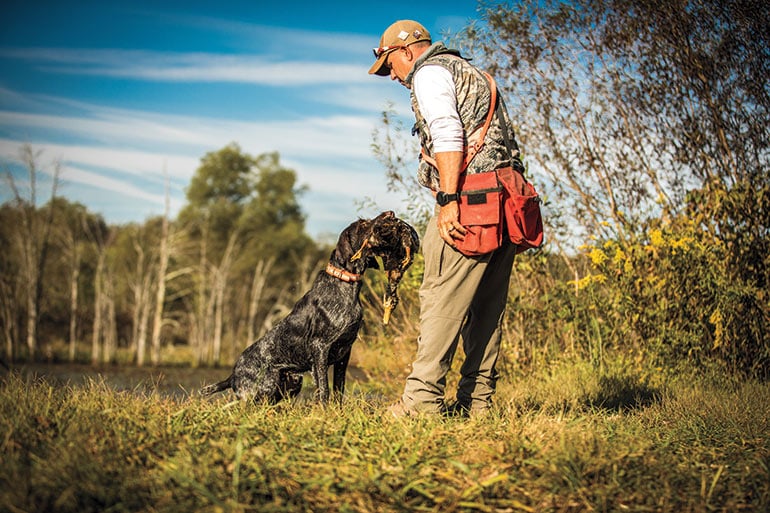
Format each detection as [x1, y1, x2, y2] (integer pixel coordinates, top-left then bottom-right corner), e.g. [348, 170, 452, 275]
[402, 212, 516, 413]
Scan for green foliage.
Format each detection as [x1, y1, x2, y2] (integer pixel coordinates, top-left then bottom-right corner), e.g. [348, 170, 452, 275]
[178, 144, 315, 273]
[1, 365, 768, 513]
[235, 152, 315, 270]
[576, 214, 769, 378]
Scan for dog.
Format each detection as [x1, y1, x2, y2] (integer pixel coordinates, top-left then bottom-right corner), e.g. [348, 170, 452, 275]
[200, 211, 419, 404]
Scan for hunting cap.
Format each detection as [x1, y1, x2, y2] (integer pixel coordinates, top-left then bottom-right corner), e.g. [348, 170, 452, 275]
[368, 20, 431, 76]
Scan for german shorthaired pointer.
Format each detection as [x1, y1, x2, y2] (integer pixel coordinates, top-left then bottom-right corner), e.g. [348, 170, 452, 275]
[200, 211, 419, 404]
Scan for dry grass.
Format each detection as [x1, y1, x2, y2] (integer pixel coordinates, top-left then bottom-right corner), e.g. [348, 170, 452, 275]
[1, 359, 768, 513]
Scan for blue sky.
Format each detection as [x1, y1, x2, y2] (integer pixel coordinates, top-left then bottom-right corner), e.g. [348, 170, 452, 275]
[0, 0, 482, 238]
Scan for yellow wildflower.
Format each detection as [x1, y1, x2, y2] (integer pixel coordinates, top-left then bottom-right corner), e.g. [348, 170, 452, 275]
[649, 229, 664, 247]
[709, 309, 724, 349]
[589, 248, 608, 266]
[568, 273, 607, 291]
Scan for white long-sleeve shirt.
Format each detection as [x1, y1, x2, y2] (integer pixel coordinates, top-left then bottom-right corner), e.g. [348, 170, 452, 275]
[412, 64, 465, 153]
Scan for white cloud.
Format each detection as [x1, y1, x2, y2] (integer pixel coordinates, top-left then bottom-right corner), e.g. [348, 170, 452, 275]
[0, 47, 373, 86]
[0, 101, 380, 160]
[0, 138, 197, 182]
[60, 164, 167, 204]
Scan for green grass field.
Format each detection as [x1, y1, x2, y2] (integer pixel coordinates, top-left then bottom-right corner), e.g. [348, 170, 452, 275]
[1, 362, 768, 513]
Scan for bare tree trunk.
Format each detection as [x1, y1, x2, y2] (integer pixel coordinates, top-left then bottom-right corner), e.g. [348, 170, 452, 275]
[34, 166, 60, 359]
[130, 227, 163, 368]
[25, 273, 37, 360]
[211, 234, 237, 366]
[63, 215, 85, 363]
[5, 145, 61, 360]
[129, 242, 145, 363]
[102, 276, 117, 364]
[68, 251, 80, 362]
[188, 310, 201, 368]
[150, 180, 171, 366]
[91, 250, 105, 366]
[20, 148, 38, 360]
[135, 276, 152, 367]
[212, 277, 225, 366]
[204, 278, 216, 364]
[15, 201, 38, 360]
[195, 219, 210, 366]
[246, 258, 275, 344]
[6, 144, 61, 360]
[0, 279, 17, 362]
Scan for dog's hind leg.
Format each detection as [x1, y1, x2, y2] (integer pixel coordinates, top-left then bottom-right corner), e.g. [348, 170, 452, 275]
[279, 371, 303, 400]
[245, 368, 286, 404]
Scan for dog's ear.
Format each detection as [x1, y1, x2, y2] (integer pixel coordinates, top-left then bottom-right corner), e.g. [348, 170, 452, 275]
[349, 220, 376, 262]
[336, 219, 368, 261]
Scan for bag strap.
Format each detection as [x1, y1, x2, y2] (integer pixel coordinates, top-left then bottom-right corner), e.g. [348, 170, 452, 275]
[463, 72, 498, 171]
[420, 71, 498, 173]
[495, 100, 526, 175]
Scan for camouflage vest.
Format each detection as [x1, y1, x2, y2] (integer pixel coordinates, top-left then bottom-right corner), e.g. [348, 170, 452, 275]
[406, 43, 521, 190]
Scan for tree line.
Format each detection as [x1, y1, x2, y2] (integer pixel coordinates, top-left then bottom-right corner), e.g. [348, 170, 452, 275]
[1, 143, 326, 367]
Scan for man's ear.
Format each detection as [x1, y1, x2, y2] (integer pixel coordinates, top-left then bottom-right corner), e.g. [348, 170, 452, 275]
[403, 46, 415, 63]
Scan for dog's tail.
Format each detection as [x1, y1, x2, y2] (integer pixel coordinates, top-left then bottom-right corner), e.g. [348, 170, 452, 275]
[200, 375, 233, 396]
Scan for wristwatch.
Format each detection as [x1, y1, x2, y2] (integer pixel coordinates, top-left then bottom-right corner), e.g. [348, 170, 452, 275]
[436, 191, 460, 206]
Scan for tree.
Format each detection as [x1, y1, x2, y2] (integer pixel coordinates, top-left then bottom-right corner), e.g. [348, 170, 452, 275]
[0, 205, 22, 361]
[2, 145, 60, 360]
[465, 0, 768, 247]
[50, 198, 105, 362]
[150, 177, 172, 366]
[459, 0, 769, 374]
[176, 144, 317, 365]
[91, 229, 113, 365]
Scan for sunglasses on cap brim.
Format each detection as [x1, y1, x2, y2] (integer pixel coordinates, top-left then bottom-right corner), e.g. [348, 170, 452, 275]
[372, 44, 406, 59]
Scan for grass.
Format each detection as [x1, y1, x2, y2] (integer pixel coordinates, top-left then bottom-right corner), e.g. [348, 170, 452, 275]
[1, 361, 768, 513]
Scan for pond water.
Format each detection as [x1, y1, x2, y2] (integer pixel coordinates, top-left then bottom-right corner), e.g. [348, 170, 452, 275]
[4, 362, 369, 401]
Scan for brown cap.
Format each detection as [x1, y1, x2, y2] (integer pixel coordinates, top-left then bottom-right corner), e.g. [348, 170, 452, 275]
[368, 20, 431, 76]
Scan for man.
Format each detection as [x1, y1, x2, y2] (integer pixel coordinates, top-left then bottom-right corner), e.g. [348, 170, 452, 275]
[369, 20, 523, 417]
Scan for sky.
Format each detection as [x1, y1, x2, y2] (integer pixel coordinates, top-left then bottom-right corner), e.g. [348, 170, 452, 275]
[0, 0, 483, 239]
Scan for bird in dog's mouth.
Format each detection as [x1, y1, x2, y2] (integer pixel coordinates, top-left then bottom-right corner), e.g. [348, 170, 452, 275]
[350, 211, 420, 324]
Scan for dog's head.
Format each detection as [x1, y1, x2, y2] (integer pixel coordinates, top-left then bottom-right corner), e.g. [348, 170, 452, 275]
[332, 216, 383, 273]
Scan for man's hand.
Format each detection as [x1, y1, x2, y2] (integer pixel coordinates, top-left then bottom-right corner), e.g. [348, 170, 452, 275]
[437, 202, 467, 246]
[432, 150, 466, 247]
